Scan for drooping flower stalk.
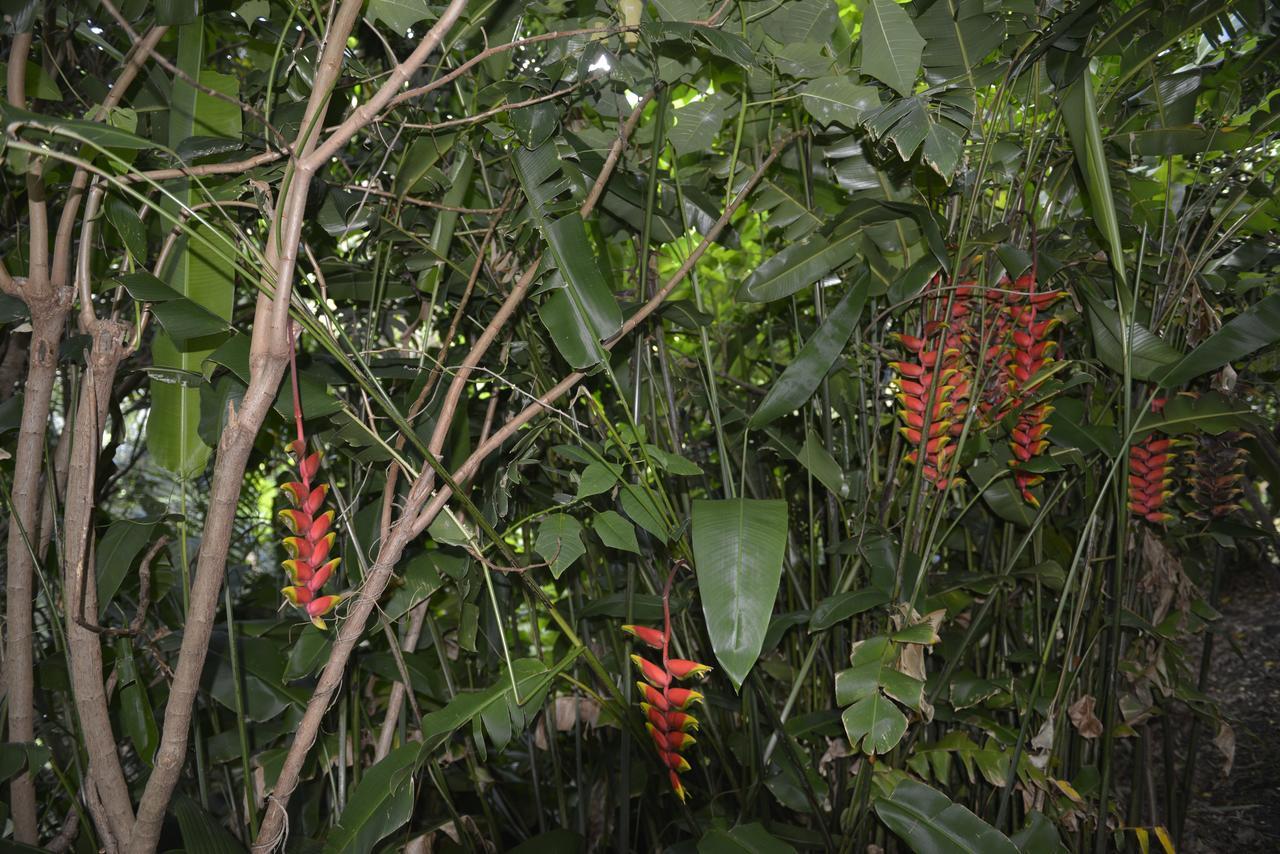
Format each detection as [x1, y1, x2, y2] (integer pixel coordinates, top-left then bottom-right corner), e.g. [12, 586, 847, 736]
[279, 325, 342, 629]
[1187, 430, 1249, 520]
[622, 559, 709, 801]
[1128, 398, 1176, 524]
[994, 273, 1065, 506]
[891, 276, 974, 489]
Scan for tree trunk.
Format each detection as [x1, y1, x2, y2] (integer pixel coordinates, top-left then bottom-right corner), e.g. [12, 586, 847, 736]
[3, 299, 68, 843]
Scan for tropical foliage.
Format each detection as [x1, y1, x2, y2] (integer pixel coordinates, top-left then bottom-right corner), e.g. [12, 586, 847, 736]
[1, 0, 1277, 851]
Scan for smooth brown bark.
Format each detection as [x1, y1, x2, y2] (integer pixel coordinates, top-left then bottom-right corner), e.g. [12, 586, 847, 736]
[60, 320, 135, 846]
[3, 304, 67, 842]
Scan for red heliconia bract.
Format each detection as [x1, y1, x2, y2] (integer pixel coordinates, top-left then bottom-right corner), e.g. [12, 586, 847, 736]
[626, 559, 709, 801]
[279, 325, 342, 629]
[1128, 398, 1176, 524]
[890, 276, 975, 488]
[986, 273, 1066, 507]
[1187, 430, 1249, 520]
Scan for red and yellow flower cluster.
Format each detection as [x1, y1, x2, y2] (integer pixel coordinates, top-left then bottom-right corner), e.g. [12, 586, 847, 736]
[891, 270, 1065, 502]
[280, 440, 342, 629]
[623, 560, 709, 801]
[1128, 399, 1175, 524]
[988, 274, 1066, 506]
[890, 280, 974, 489]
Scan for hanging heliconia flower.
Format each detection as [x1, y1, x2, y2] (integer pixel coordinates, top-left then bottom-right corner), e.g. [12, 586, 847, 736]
[279, 326, 342, 629]
[890, 276, 975, 489]
[998, 274, 1065, 506]
[1128, 399, 1176, 524]
[622, 559, 709, 801]
[1187, 431, 1248, 520]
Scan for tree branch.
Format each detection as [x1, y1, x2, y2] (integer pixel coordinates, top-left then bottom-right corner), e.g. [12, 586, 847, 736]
[131, 3, 469, 849]
[60, 318, 135, 845]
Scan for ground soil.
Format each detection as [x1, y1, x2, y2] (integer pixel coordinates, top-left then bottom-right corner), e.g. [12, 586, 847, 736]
[1181, 560, 1280, 852]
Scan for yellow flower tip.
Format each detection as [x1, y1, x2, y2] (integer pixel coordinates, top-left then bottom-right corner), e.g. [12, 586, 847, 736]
[310, 616, 328, 630]
[281, 586, 304, 606]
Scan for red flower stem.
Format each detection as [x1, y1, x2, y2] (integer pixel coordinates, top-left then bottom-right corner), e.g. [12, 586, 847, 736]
[288, 321, 306, 453]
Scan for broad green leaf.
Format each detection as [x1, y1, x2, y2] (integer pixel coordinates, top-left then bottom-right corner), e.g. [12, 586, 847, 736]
[668, 94, 730, 155]
[915, 0, 1005, 86]
[148, 26, 237, 477]
[874, 779, 1020, 854]
[1082, 293, 1182, 382]
[751, 275, 869, 426]
[740, 233, 859, 302]
[970, 457, 1036, 527]
[1158, 294, 1280, 387]
[96, 516, 163, 619]
[394, 133, 458, 195]
[773, 0, 839, 45]
[115, 638, 159, 765]
[120, 274, 231, 342]
[1141, 391, 1256, 437]
[534, 514, 586, 578]
[323, 744, 418, 854]
[382, 553, 446, 622]
[698, 822, 798, 853]
[592, 510, 640, 553]
[0, 103, 157, 150]
[841, 694, 908, 755]
[0, 742, 51, 784]
[644, 21, 757, 66]
[1062, 73, 1128, 297]
[283, 625, 331, 681]
[1011, 811, 1068, 854]
[859, 0, 926, 96]
[693, 498, 788, 689]
[366, 0, 434, 36]
[800, 76, 880, 129]
[577, 459, 620, 498]
[810, 589, 892, 631]
[171, 795, 246, 854]
[797, 430, 848, 497]
[25, 61, 60, 100]
[620, 484, 671, 542]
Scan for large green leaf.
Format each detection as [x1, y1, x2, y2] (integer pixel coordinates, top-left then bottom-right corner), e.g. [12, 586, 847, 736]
[1082, 293, 1183, 382]
[96, 515, 165, 619]
[1062, 73, 1128, 296]
[859, 0, 926, 96]
[172, 795, 246, 854]
[516, 144, 622, 368]
[693, 498, 788, 689]
[874, 779, 1020, 854]
[800, 76, 880, 129]
[739, 233, 859, 303]
[750, 274, 869, 427]
[0, 102, 158, 150]
[534, 513, 586, 578]
[915, 0, 1005, 86]
[698, 822, 798, 853]
[1159, 294, 1280, 387]
[147, 23, 238, 477]
[323, 744, 418, 854]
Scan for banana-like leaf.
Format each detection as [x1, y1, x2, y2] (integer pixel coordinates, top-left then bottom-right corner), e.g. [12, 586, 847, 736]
[693, 498, 788, 689]
[874, 779, 1020, 854]
[1062, 73, 1129, 299]
[1158, 294, 1280, 387]
[147, 22, 238, 477]
[859, 0, 926, 96]
[751, 274, 869, 426]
